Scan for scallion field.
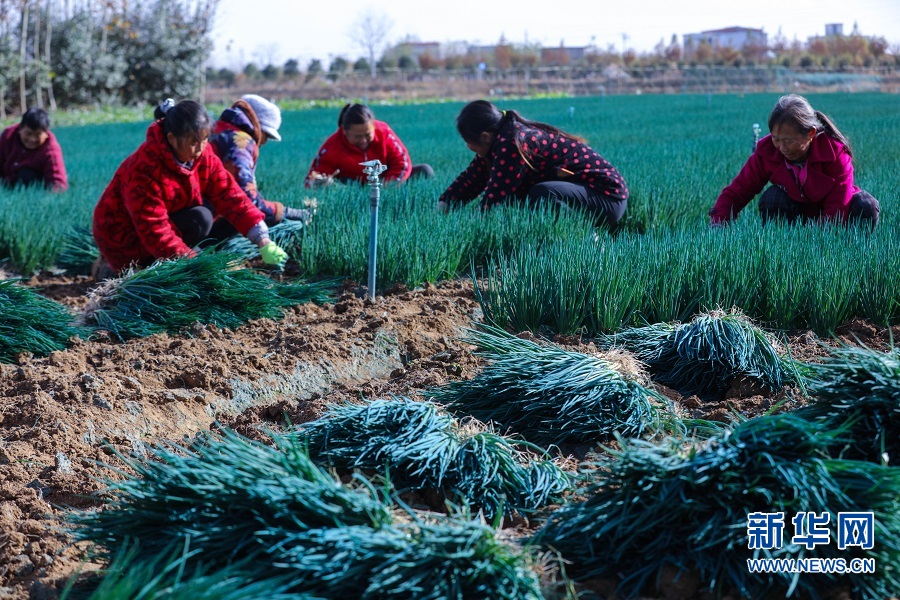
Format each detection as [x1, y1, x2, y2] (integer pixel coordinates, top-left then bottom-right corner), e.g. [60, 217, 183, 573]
[1, 93, 898, 600]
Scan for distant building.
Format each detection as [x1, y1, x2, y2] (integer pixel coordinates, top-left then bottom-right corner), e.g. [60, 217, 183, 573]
[683, 26, 768, 56]
[392, 41, 442, 61]
[467, 44, 498, 60]
[825, 23, 843, 36]
[541, 43, 588, 66]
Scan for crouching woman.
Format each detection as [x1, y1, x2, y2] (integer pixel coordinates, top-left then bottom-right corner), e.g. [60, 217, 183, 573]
[92, 100, 287, 279]
[708, 94, 880, 227]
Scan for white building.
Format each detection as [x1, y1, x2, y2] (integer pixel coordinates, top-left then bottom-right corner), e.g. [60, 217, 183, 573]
[683, 26, 768, 55]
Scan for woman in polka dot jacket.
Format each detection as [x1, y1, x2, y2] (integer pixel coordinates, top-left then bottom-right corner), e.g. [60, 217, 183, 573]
[438, 100, 628, 224]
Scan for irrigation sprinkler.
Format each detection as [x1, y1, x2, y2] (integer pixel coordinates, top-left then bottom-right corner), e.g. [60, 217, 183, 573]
[361, 159, 388, 302]
[752, 122, 761, 154]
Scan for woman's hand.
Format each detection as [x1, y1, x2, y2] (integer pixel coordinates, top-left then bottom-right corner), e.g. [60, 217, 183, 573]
[258, 240, 288, 266]
[308, 169, 339, 187]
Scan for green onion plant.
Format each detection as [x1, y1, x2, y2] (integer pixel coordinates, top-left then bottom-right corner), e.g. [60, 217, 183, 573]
[55, 226, 100, 275]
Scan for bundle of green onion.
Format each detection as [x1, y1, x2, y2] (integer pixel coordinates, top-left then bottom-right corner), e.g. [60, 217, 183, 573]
[0, 279, 88, 363]
[296, 397, 571, 519]
[534, 414, 900, 600]
[215, 219, 309, 262]
[599, 309, 789, 400]
[69, 428, 543, 599]
[79, 252, 334, 340]
[796, 345, 900, 464]
[429, 325, 663, 445]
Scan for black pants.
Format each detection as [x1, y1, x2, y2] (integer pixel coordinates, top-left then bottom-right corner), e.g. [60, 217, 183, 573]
[758, 185, 880, 228]
[6, 167, 42, 188]
[526, 181, 627, 226]
[410, 163, 434, 179]
[169, 206, 237, 248]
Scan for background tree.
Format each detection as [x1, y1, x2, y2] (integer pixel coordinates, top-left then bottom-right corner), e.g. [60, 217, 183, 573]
[353, 57, 370, 73]
[243, 62, 260, 80]
[283, 57, 300, 77]
[665, 34, 681, 63]
[216, 66, 235, 86]
[495, 35, 512, 70]
[261, 63, 280, 80]
[417, 52, 441, 70]
[49, 7, 127, 106]
[327, 55, 349, 81]
[397, 54, 415, 71]
[115, 0, 220, 104]
[348, 9, 391, 80]
[305, 57, 322, 82]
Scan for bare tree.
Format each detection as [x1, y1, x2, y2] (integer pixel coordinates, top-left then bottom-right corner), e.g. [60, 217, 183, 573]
[254, 41, 279, 68]
[32, 0, 41, 107]
[349, 9, 391, 79]
[18, 0, 28, 112]
[44, 0, 55, 110]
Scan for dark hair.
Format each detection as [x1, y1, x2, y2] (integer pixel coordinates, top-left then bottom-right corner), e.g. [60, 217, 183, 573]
[21, 107, 50, 131]
[768, 94, 852, 157]
[154, 99, 211, 140]
[338, 103, 374, 129]
[456, 100, 584, 160]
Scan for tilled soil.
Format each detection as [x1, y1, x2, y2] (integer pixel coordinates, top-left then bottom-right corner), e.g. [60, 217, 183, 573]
[1, 273, 896, 599]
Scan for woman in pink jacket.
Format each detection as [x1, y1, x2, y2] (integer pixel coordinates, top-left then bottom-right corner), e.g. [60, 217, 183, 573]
[708, 94, 879, 227]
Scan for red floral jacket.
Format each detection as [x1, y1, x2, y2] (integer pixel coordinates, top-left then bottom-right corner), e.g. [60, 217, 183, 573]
[210, 106, 285, 225]
[93, 121, 265, 271]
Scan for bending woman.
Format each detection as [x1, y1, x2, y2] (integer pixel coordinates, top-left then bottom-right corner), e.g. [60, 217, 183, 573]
[708, 94, 880, 227]
[438, 100, 628, 225]
[92, 100, 287, 279]
[211, 94, 313, 225]
[305, 103, 433, 187]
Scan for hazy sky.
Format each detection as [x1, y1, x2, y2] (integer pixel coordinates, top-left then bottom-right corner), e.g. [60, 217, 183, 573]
[209, 0, 900, 68]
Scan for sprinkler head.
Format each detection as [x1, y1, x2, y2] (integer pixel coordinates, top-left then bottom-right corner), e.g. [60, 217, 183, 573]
[360, 159, 388, 183]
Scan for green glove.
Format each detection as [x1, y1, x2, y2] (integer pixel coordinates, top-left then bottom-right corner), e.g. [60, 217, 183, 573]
[259, 241, 288, 266]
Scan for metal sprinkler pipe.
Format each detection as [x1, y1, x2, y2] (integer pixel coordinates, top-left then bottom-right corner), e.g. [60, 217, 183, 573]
[361, 159, 387, 302]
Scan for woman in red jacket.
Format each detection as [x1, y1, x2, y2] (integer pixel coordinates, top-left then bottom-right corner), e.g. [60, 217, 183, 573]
[305, 103, 433, 187]
[0, 107, 68, 191]
[438, 100, 628, 225]
[708, 94, 880, 227]
[92, 100, 287, 279]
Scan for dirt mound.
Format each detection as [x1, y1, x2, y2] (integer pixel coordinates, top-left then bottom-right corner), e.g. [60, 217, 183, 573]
[0, 276, 480, 598]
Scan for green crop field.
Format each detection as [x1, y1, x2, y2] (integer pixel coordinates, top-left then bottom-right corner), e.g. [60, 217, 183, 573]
[1, 93, 898, 330]
[6, 92, 899, 600]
